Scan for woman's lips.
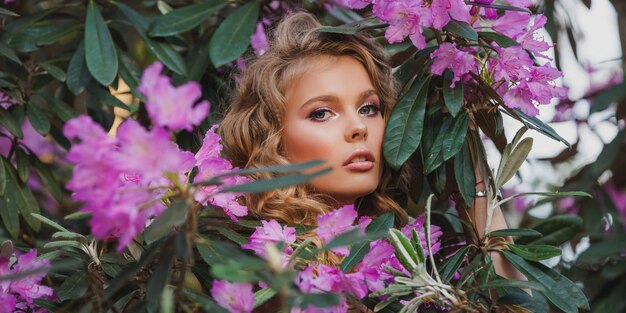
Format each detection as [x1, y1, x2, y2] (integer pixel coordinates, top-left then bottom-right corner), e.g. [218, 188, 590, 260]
[344, 161, 374, 171]
[343, 149, 375, 171]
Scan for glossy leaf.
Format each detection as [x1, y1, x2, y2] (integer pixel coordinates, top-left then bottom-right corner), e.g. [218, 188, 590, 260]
[148, 0, 228, 37]
[2, 157, 40, 232]
[517, 215, 583, 246]
[221, 167, 331, 193]
[502, 250, 588, 312]
[254, 288, 277, 309]
[0, 107, 24, 139]
[505, 108, 570, 147]
[85, 0, 118, 86]
[508, 244, 561, 261]
[454, 140, 475, 206]
[487, 228, 542, 238]
[33, 156, 63, 203]
[496, 137, 533, 189]
[340, 213, 394, 271]
[117, 3, 187, 75]
[26, 102, 50, 135]
[442, 112, 469, 161]
[209, 1, 260, 67]
[0, 158, 20, 238]
[66, 41, 91, 95]
[478, 31, 520, 48]
[423, 116, 451, 174]
[383, 77, 430, 169]
[39, 62, 66, 82]
[443, 70, 464, 117]
[39, 94, 78, 122]
[444, 20, 478, 41]
[478, 279, 545, 292]
[465, 1, 531, 12]
[57, 272, 89, 301]
[146, 252, 174, 312]
[439, 245, 470, 282]
[15, 147, 30, 182]
[0, 41, 22, 64]
[144, 200, 189, 244]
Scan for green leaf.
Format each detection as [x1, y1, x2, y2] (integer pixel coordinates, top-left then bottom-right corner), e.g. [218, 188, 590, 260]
[0, 41, 22, 64]
[87, 83, 131, 110]
[478, 31, 520, 48]
[496, 137, 533, 189]
[340, 213, 394, 272]
[66, 41, 91, 95]
[31, 213, 70, 232]
[389, 229, 419, 272]
[26, 103, 50, 135]
[444, 20, 478, 41]
[15, 148, 30, 182]
[319, 228, 361, 252]
[209, 1, 260, 67]
[478, 279, 545, 291]
[254, 288, 277, 308]
[183, 289, 229, 313]
[116, 3, 187, 75]
[216, 227, 248, 245]
[0, 107, 24, 139]
[505, 108, 570, 147]
[488, 228, 542, 238]
[465, 1, 531, 12]
[85, 0, 118, 86]
[443, 70, 464, 117]
[454, 140, 475, 206]
[39, 62, 66, 82]
[577, 234, 626, 264]
[0, 158, 20, 238]
[508, 244, 561, 261]
[383, 77, 430, 169]
[1, 158, 41, 232]
[146, 252, 174, 312]
[144, 200, 189, 244]
[501, 250, 588, 312]
[9, 24, 78, 52]
[0, 7, 19, 16]
[103, 240, 163, 300]
[517, 215, 583, 246]
[33, 158, 63, 202]
[221, 167, 331, 193]
[591, 81, 626, 113]
[316, 17, 385, 35]
[442, 112, 469, 161]
[517, 191, 592, 198]
[423, 115, 451, 174]
[57, 271, 89, 301]
[39, 94, 78, 122]
[148, 0, 228, 37]
[439, 245, 470, 282]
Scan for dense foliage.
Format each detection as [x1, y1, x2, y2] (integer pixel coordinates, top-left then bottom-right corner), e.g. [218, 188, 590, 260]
[0, 0, 624, 312]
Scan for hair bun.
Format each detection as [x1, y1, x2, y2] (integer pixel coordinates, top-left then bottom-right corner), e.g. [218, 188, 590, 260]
[272, 12, 323, 53]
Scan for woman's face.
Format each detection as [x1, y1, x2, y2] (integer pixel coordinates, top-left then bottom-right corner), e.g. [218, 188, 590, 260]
[282, 55, 385, 204]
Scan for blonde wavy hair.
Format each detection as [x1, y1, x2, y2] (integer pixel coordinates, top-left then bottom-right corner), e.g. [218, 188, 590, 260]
[220, 12, 408, 227]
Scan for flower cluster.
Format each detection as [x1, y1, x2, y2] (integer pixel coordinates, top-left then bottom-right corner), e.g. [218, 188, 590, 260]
[0, 250, 54, 313]
[238, 207, 443, 313]
[64, 62, 248, 250]
[335, 0, 567, 116]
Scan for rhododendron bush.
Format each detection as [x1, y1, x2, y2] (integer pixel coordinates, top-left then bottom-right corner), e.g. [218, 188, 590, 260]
[1, 0, 625, 312]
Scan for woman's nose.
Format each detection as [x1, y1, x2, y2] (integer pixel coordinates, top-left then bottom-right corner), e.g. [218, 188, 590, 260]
[345, 116, 368, 142]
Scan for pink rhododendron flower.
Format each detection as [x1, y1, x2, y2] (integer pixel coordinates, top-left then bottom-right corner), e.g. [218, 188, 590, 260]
[492, 11, 531, 39]
[292, 263, 359, 313]
[114, 120, 195, 185]
[430, 42, 477, 87]
[490, 44, 534, 82]
[0, 250, 53, 312]
[210, 280, 254, 313]
[501, 64, 567, 116]
[193, 125, 250, 221]
[64, 115, 191, 250]
[372, 0, 433, 49]
[356, 239, 397, 292]
[605, 182, 626, 221]
[251, 20, 270, 56]
[470, 0, 497, 20]
[430, 0, 471, 29]
[138, 62, 210, 131]
[334, 0, 371, 9]
[316, 204, 358, 256]
[242, 219, 296, 267]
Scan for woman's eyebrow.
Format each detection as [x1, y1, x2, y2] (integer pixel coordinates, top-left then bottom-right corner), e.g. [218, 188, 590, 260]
[300, 89, 378, 109]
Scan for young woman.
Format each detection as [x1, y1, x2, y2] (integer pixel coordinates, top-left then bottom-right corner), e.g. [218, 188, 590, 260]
[219, 11, 522, 289]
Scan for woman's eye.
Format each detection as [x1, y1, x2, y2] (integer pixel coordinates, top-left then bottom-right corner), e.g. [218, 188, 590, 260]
[359, 103, 381, 116]
[308, 109, 333, 121]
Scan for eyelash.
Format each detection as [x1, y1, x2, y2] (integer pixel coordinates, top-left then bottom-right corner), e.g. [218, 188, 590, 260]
[308, 102, 381, 122]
